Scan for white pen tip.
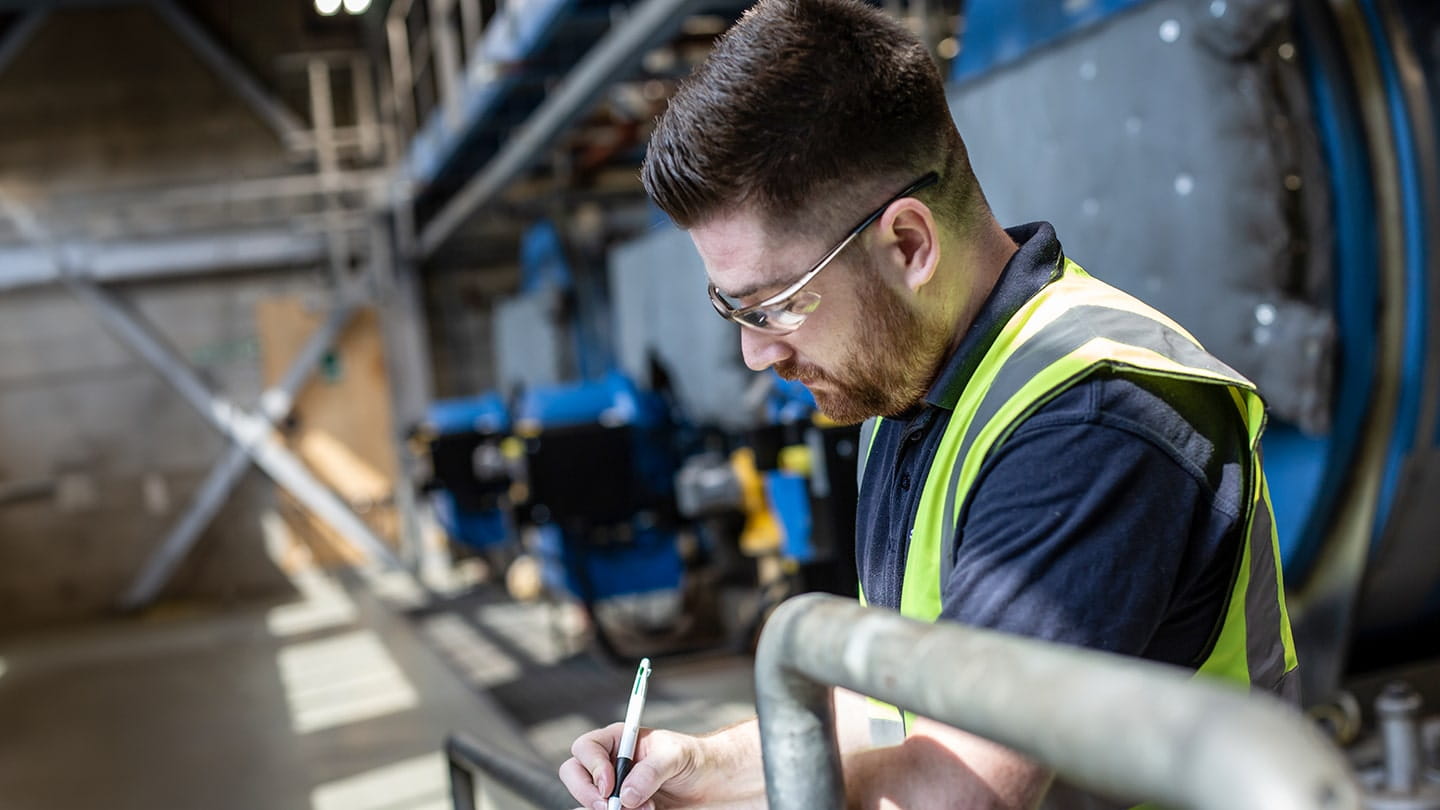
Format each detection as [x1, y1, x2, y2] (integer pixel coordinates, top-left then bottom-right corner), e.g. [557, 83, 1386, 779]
[608, 797, 622, 810]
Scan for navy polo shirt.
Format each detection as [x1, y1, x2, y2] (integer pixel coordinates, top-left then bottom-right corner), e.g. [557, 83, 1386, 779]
[856, 222, 1249, 669]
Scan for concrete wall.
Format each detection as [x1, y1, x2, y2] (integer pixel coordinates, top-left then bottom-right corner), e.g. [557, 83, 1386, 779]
[0, 273, 328, 631]
[424, 270, 508, 400]
[0, 3, 365, 631]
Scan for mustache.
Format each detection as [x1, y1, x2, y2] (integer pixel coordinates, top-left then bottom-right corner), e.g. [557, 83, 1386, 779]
[775, 359, 826, 385]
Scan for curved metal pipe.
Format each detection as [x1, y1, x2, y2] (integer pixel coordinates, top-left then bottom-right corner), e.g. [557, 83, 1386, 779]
[1289, 0, 1410, 704]
[756, 593, 1361, 810]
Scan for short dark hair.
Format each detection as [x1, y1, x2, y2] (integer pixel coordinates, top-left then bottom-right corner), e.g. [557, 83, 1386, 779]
[641, 0, 984, 233]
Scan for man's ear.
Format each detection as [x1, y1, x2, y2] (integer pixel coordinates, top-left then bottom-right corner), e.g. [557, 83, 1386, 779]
[875, 199, 940, 293]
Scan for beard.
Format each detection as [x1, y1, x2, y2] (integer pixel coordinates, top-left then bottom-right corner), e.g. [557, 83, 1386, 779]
[775, 260, 951, 425]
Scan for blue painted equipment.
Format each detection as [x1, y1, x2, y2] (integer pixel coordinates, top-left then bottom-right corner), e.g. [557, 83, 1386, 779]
[424, 393, 515, 551]
[514, 372, 684, 603]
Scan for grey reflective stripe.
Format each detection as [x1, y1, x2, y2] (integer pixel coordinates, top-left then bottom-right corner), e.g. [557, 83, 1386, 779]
[1244, 491, 1289, 691]
[869, 717, 905, 746]
[937, 305, 1247, 581]
[857, 417, 879, 491]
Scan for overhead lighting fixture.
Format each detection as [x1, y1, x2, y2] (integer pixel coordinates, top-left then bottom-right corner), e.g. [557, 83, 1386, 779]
[315, 0, 342, 15]
[343, 0, 372, 12]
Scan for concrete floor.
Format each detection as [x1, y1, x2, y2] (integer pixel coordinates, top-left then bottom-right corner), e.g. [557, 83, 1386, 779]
[0, 570, 757, 810]
[413, 585, 759, 764]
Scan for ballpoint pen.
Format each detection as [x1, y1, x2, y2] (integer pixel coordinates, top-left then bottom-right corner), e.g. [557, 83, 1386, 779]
[609, 657, 653, 810]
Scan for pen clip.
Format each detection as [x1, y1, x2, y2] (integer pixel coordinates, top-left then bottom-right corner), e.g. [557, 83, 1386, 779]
[632, 657, 652, 699]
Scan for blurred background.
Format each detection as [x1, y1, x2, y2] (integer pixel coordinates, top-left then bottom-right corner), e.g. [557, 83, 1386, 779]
[0, 0, 1438, 807]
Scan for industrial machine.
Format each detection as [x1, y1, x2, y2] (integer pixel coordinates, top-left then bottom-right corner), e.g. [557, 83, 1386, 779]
[421, 392, 517, 561]
[507, 371, 698, 657]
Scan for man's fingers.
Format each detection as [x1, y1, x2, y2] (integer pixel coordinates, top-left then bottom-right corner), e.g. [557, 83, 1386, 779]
[615, 756, 671, 809]
[569, 722, 624, 796]
[558, 757, 606, 807]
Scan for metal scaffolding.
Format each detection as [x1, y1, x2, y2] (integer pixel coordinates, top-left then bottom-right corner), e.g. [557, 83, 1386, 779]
[0, 0, 436, 609]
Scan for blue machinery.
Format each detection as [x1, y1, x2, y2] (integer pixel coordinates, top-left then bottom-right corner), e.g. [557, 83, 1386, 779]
[513, 372, 684, 611]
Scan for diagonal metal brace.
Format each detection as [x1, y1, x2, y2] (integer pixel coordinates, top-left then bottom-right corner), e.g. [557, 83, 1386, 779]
[62, 275, 431, 604]
[119, 302, 358, 611]
[0, 188, 431, 607]
[148, 0, 307, 148]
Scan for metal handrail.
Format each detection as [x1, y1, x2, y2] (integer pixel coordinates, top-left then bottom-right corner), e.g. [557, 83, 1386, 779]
[446, 732, 575, 810]
[755, 593, 1362, 810]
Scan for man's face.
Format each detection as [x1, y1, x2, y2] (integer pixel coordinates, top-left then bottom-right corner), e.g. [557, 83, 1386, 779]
[691, 209, 948, 424]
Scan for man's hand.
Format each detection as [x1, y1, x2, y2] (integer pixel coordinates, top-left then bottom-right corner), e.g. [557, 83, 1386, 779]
[559, 721, 759, 810]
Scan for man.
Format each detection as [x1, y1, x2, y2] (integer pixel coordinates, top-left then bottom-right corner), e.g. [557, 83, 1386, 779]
[560, 0, 1297, 807]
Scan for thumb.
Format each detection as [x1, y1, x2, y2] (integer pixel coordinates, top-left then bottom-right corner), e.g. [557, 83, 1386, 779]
[615, 745, 683, 809]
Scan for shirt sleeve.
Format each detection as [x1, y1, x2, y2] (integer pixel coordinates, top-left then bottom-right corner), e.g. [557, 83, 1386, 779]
[939, 379, 1235, 662]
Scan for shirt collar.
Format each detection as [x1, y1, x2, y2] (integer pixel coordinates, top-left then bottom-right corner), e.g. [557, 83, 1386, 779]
[923, 221, 1065, 410]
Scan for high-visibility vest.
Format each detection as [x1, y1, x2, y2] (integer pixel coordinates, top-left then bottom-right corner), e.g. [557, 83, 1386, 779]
[858, 257, 1298, 744]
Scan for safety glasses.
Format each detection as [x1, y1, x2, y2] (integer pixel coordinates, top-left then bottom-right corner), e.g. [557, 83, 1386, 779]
[707, 172, 939, 335]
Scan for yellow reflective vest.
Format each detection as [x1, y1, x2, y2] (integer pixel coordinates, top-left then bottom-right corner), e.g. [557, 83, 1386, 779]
[859, 257, 1298, 743]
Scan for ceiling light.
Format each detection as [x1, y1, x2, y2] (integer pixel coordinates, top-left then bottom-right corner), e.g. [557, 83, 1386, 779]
[343, 0, 372, 13]
[315, 0, 342, 15]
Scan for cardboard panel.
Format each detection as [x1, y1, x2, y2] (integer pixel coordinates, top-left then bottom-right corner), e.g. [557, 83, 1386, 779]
[255, 297, 400, 568]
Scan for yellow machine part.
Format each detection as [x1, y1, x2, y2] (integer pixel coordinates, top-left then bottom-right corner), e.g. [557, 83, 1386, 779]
[731, 447, 781, 556]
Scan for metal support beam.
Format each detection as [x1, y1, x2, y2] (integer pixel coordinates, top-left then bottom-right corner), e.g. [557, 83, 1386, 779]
[0, 9, 47, 78]
[428, 0, 464, 125]
[148, 0, 307, 147]
[386, 10, 418, 136]
[351, 55, 381, 161]
[416, 0, 704, 256]
[0, 229, 328, 291]
[308, 56, 350, 283]
[60, 275, 429, 603]
[120, 303, 358, 611]
[368, 216, 436, 574]
[755, 594, 1360, 810]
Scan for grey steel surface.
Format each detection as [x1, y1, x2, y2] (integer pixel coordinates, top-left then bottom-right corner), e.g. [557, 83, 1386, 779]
[1377, 683, 1427, 796]
[416, 0, 705, 256]
[494, 293, 566, 391]
[119, 304, 359, 611]
[608, 225, 755, 430]
[947, 0, 1334, 433]
[148, 0, 306, 147]
[755, 593, 1361, 810]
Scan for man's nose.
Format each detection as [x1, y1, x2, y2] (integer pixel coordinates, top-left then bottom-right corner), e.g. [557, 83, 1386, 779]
[740, 327, 792, 371]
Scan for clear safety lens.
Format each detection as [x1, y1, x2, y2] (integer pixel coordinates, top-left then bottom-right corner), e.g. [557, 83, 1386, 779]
[726, 291, 821, 335]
